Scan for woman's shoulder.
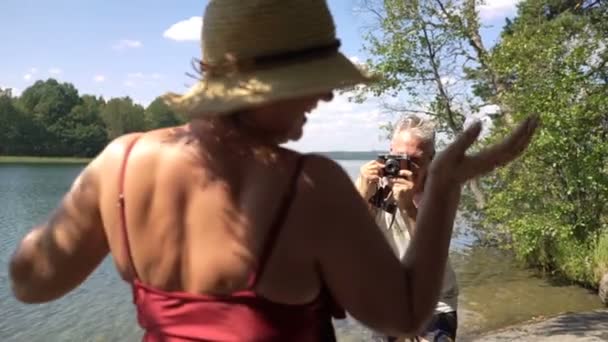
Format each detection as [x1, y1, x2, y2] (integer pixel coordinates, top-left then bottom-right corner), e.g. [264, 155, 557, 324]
[276, 151, 355, 208]
[302, 153, 349, 180]
[276, 147, 342, 168]
[101, 126, 189, 158]
[91, 128, 186, 177]
[274, 148, 347, 180]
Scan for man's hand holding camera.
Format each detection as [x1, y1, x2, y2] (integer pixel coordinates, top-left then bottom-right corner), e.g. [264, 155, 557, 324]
[358, 155, 419, 218]
[388, 169, 417, 216]
[357, 160, 384, 201]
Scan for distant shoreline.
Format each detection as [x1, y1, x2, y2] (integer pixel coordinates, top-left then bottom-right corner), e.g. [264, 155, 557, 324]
[0, 151, 386, 164]
[0, 156, 91, 164]
[315, 151, 387, 160]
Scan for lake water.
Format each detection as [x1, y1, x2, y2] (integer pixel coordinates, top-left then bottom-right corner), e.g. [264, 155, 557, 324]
[0, 161, 602, 341]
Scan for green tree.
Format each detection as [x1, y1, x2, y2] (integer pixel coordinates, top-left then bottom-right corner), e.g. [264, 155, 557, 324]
[1, 82, 184, 157]
[101, 97, 146, 140]
[0, 87, 14, 98]
[481, 0, 608, 286]
[354, 0, 508, 207]
[17, 79, 82, 155]
[144, 97, 185, 130]
[61, 95, 108, 157]
[0, 95, 36, 155]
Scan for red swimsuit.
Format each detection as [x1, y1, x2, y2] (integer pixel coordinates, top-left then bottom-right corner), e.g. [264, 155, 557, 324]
[118, 138, 344, 341]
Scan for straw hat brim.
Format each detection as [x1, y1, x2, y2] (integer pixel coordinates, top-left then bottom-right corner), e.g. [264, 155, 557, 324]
[162, 52, 375, 116]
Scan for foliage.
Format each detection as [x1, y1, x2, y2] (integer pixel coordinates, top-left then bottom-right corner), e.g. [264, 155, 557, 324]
[354, 0, 508, 209]
[0, 80, 184, 157]
[354, 0, 466, 136]
[353, 0, 514, 137]
[481, 0, 608, 287]
[144, 97, 186, 130]
[357, 0, 608, 288]
[0, 95, 33, 155]
[101, 97, 146, 140]
[65, 95, 108, 157]
[593, 230, 608, 281]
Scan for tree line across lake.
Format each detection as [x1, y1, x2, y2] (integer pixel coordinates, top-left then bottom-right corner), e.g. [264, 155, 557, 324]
[0, 82, 386, 160]
[0, 80, 186, 157]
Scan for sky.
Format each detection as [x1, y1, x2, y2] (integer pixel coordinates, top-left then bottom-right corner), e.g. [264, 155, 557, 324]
[0, 0, 521, 152]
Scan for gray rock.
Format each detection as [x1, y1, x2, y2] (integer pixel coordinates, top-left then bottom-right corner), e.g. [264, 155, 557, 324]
[467, 310, 608, 342]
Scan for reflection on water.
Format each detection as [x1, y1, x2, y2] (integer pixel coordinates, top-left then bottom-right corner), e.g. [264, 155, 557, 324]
[334, 246, 601, 341]
[0, 164, 142, 342]
[452, 246, 601, 337]
[0, 161, 602, 341]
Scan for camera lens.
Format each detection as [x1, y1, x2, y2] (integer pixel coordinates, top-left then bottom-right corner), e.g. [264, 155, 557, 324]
[385, 159, 400, 176]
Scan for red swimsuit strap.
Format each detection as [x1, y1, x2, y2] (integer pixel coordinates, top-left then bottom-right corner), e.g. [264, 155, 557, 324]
[117, 135, 143, 280]
[247, 155, 308, 289]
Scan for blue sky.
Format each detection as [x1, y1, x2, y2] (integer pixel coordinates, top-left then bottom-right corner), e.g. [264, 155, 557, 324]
[0, 0, 520, 152]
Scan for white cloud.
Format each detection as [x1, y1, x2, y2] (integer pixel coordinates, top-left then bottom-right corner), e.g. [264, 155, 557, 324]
[285, 92, 390, 152]
[123, 72, 163, 88]
[48, 67, 62, 75]
[163, 16, 202, 42]
[128, 72, 163, 80]
[22, 67, 65, 81]
[128, 72, 145, 79]
[23, 67, 38, 81]
[479, 0, 521, 20]
[93, 75, 106, 83]
[113, 39, 143, 50]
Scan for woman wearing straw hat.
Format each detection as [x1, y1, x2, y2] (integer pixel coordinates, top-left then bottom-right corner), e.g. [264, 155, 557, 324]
[9, 0, 538, 341]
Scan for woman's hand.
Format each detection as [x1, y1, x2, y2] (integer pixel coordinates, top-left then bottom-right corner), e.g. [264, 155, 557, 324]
[428, 115, 539, 188]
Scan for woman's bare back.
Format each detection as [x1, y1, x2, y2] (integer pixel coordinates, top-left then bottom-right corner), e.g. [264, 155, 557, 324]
[98, 127, 323, 305]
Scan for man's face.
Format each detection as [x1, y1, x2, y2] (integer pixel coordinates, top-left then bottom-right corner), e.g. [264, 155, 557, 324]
[390, 130, 435, 193]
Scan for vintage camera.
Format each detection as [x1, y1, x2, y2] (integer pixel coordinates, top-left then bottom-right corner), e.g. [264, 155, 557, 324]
[377, 154, 412, 178]
[368, 154, 413, 214]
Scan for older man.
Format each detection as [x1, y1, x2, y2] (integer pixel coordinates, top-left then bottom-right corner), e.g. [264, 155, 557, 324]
[355, 114, 459, 342]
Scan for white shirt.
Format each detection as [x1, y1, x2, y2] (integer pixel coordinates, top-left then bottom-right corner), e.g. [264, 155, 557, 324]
[375, 201, 459, 313]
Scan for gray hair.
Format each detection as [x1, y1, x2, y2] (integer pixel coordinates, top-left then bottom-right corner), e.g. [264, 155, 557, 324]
[391, 114, 436, 146]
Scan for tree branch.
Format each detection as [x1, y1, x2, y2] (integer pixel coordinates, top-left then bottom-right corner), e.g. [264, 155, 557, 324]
[420, 21, 460, 134]
[380, 103, 441, 117]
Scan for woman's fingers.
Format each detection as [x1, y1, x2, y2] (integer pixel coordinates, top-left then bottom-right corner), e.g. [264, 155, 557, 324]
[459, 116, 539, 181]
[445, 121, 483, 157]
[428, 121, 482, 179]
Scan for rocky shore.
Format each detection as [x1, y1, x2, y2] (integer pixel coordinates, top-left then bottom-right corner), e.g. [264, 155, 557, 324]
[336, 309, 608, 341]
[464, 309, 608, 341]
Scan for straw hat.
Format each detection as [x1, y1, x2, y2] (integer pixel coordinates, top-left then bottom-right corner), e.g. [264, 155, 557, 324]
[162, 0, 375, 116]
